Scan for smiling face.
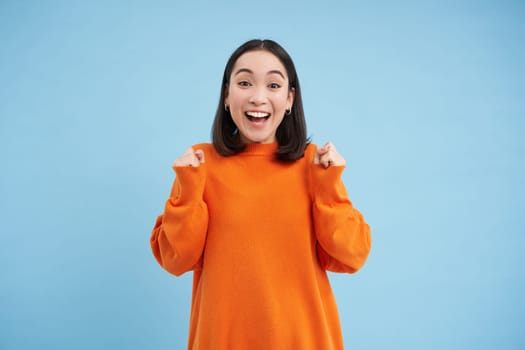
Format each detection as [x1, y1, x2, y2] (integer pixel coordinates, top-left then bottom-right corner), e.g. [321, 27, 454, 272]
[225, 50, 295, 144]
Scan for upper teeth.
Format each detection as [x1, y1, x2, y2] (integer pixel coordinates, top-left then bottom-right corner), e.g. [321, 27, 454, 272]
[246, 112, 270, 118]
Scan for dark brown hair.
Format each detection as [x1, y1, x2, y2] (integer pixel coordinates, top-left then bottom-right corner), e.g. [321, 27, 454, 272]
[212, 39, 309, 161]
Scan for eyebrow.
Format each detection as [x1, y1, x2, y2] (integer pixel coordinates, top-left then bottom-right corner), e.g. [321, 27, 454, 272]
[234, 68, 285, 79]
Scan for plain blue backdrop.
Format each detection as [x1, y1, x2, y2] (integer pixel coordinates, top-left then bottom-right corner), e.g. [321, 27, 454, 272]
[1, 1, 524, 349]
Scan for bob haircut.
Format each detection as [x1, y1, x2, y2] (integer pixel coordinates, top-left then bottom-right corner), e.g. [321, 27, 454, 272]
[212, 39, 309, 162]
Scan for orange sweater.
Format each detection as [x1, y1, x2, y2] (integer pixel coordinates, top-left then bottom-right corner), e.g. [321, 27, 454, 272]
[150, 142, 371, 350]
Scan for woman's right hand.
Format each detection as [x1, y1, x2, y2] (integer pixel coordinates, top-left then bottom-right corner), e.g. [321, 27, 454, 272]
[172, 148, 205, 169]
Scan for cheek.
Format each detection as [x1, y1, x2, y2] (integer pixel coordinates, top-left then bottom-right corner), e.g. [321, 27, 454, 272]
[275, 94, 290, 108]
[228, 89, 246, 107]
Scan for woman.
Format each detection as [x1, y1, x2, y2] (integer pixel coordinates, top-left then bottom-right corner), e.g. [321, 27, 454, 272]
[150, 39, 371, 349]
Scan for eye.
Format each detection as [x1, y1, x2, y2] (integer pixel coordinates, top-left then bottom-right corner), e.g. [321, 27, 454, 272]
[238, 81, 251, 87]
[268, 83, 281, 89]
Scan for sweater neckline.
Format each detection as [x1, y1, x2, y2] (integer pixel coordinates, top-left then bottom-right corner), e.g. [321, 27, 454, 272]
[242, 142, 278, 156]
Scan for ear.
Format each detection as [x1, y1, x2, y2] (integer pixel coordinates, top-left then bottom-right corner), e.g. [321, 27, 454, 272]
[287, 87, 295, 110]
[224, 85, 230, 107]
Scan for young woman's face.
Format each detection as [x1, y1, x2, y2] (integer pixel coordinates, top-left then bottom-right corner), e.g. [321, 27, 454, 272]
[225, 50, 294, 144]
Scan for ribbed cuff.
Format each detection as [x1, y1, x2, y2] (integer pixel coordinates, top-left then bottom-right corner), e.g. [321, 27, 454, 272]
[169, 165, 206, 205]
[310, 164, 348, 204]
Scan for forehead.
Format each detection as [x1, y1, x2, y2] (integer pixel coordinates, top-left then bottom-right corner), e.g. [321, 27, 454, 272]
[232, 50, 288, 78]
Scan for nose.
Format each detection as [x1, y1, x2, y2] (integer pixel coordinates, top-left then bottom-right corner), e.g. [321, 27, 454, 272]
[249, 86, 267, 105]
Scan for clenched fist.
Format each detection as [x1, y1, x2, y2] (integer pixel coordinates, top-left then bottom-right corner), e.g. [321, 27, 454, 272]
[313, 142, 346, 168]
[172, 148, 205, 169]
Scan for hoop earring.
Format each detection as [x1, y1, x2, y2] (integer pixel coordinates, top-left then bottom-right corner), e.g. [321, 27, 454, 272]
[285, 108, 291, 115]
[225, 105, 230, 112]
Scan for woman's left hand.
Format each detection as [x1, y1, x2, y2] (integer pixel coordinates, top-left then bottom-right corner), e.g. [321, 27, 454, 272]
[313, 142, 346, 168]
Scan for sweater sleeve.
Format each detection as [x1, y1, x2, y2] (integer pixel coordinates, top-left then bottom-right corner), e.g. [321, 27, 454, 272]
[150, 165, 209, 276]
[311, 164, 371, 273]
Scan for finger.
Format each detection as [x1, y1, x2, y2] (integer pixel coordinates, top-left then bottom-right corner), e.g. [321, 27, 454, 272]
[184, 148, 201, 166]
[188, 152, 201, 167]
[173, 148, 201, 168]
[188, 157, 199, 167]
[318, 141, 336, 155]
[316, 145, 330, 160]
[314, 142, 334, 165]
[173, 156, 196, 168]
[194, 149, 205, 164]
[320, 155, 332, 168]
[324, 141, 337, 153]
[317, 145, 329, 155]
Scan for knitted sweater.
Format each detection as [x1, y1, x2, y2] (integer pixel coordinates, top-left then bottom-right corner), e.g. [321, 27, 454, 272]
[150, 142, 371, 350]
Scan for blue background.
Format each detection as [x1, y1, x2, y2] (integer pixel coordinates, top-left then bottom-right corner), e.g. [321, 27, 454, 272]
[1, 1, 524, 349]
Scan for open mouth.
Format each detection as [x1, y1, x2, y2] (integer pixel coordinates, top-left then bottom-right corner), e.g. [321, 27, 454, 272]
[245, 111, 270, 122]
